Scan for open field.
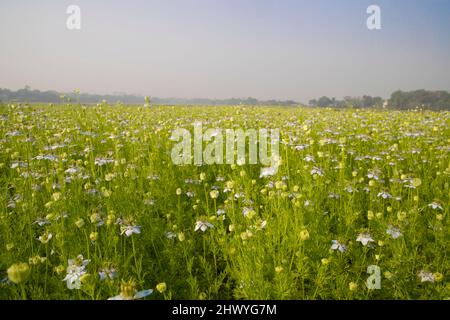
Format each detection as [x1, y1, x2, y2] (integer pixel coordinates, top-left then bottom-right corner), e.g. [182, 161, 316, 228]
[0, 104, 449, 299]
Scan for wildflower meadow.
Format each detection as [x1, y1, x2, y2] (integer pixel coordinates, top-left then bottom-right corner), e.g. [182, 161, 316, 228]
[0, 103, 449, 300]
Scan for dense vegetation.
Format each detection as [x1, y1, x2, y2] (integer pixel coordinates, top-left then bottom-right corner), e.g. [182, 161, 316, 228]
[1, 104, 448, 299]
[1, 87, 450, 110]
[0, 87, 297, 106]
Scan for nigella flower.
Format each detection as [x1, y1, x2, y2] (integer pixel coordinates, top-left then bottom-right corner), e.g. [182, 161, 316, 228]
[377, 191, 392, 199]
[428, 202, 443, 211]
[194, 220, 214, 232]
[234, 192, 245, 200]
[330, 240, 347, 253]
[63, 255, 90, 290]
[304, 155, 315, 162]
[418, 270, 435, 283]
[11, 161, 28, 169]
[68, 255, 90, 268]
[294, 144, 309, 151]
[259, 166, 276, 178]
[99, 267, 117, 281]
[242, 207, 256, 218]
[6, 130, 22, 137]
[310, 167, 324, 176]
[345, 186, 356, 193]
[94, 157, 114, 166]
[44, 144, 65, 150]
[186, 191, 195, 198]
[367, 172, 380, 180]
[386, 225, 402, 239]
[254, 219, 267, 230]
[216, 208, 225, 216]
[32, 218, 51, 227]
[356, 233, 375, 246]
[37, 232, 53, 244]
[120, 225, 141, 237]
[165, 231, 176, 239]
[34, 155, 58, 161]
[108, 279, 153, 300]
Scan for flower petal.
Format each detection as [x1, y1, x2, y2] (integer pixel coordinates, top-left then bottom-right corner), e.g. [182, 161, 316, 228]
[134, 289, 153, 299]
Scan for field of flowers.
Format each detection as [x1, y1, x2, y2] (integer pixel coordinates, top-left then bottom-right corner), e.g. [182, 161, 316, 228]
[0, 104, 449, 300]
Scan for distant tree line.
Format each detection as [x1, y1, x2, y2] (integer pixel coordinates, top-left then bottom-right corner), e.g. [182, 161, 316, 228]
[308, 95, 384, 108]
[0, 87, 298, 106]
[1, 87, 449, 110]
[388, 90, 450, 110]
[0, 86, 144, 104]
[308, 90, 450, 110]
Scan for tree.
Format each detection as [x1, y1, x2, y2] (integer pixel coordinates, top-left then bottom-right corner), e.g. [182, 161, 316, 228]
[317, 96, 332, 107]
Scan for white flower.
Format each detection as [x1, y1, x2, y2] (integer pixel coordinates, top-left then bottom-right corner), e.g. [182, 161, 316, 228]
[165, 231, 176, 239]
[356, 233, 375, 246]
[255, 219, 267, 230]
[367, 172, 379, 180]
[260, 166, 276, 178]
[120, 225, 141, 237]
[386, 225, 402, 239]
[68, 255, 90, 268]
[186, 191, 195, 198]
[310, 167, 324, 176]
[234, 192, 245, 200]
[428, 202, 443, 210]
[62, 255, 90, 290]
[377, 191, 392, 199]
[242, 207, 255, 218]
[330, 240, 347, 253]
[345, 186, 355, 193]
[108, 279, 153, 300]
[108, 289, 153, 300]
[99, 267, 117, 281]
[328, 192, 340, 199]
[294, 144, 309, 151]
[194, 220, 214, 232]
[34, 155, 58, 161]
[94, 157, 114, 166]
[32, 218, 51, 227]
[37, 232, 53, 244]
[63, 265, 85, 289]
[65, 167, 80, 175]
[418, 270, 435, 283]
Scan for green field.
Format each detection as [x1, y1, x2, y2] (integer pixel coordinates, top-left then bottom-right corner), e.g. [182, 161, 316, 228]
[1, 104, 449, 299]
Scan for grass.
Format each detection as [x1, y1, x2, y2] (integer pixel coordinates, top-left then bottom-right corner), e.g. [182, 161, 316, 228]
[0, 103, 449, 299]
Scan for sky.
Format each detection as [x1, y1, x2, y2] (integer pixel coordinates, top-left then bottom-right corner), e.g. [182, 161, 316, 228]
[1, 0, 449, 102]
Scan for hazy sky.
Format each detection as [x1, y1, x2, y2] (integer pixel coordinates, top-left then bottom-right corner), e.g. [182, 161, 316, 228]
[1, 0, 449, 101]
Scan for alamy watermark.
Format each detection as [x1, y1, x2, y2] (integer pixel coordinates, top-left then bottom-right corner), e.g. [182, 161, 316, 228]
[66, 5, 81, 30]
[367, 5, 381, 30]
[170, 122, 281, 176]
[367, 265, 381, 289]
[66, 5, 380, 31]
